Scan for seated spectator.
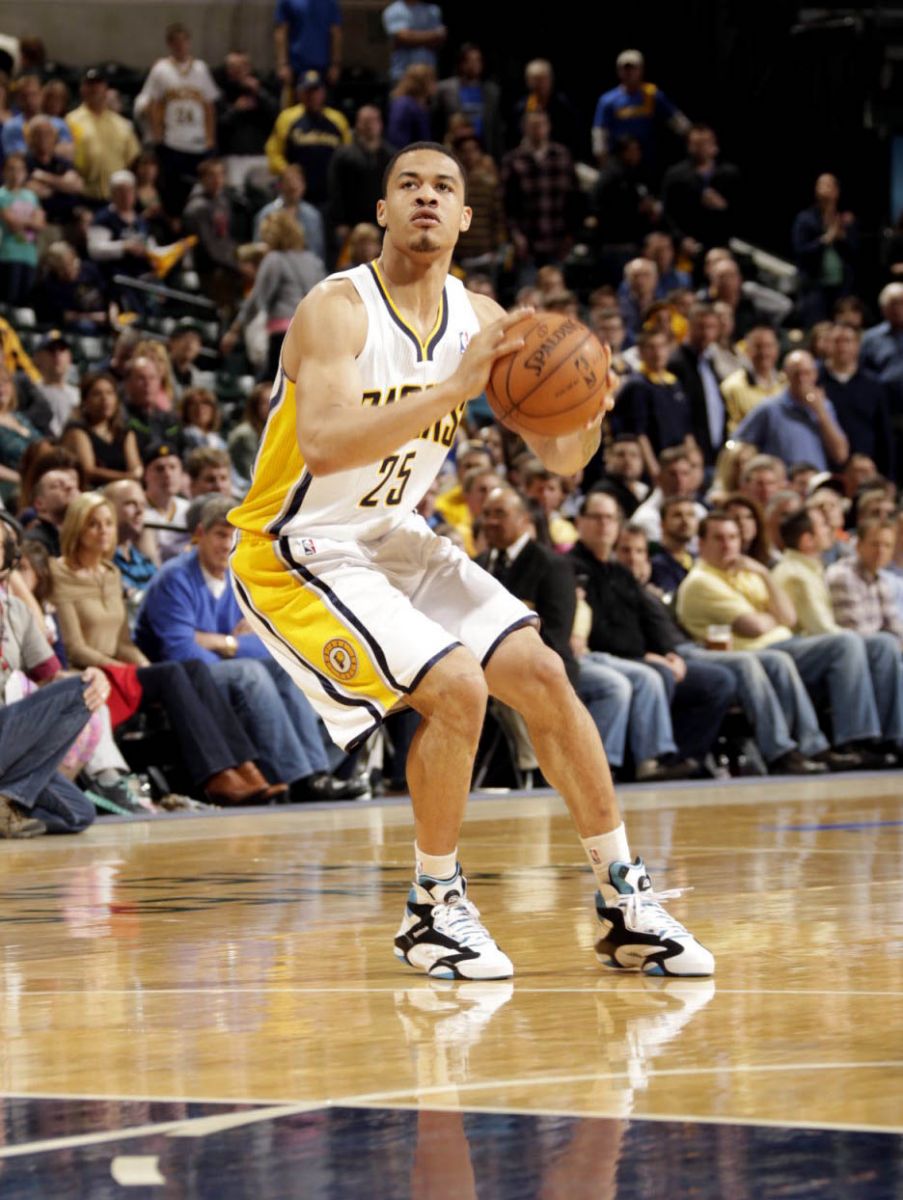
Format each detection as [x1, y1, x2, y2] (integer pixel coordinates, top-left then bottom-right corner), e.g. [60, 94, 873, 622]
[35, 241, 109, 334]
[0, 531, 101, 838]
[617, 257, 658, 339]
[737, 453, 786, 510]
[721, 325, 785, 433]
[66, 67, 141, 203]
[710, 300, 747, 379]
[650, 494, 698, 596]
[227, 382, 270, 488]
[568, 489, 733, 778]
[0, 153, 44, 305]
[677, 510, 891, 766]
[645, 231, 689, 294]
[222, 209, 325, 380]
[512, 58, 580, 158]
[706, 439, 757, 506]
[31, 330, 78, 438]
[135, 495, 367, 800]
[667, 302, 728, 466]
[859, 282, 903, 383]
[87, 170, 154, 307]
[827, 517, 903, 646]
[253, 163, 325, 262]
[62, 371, 142, 488]
[852, 485, 897, 528]
[23, 465, 80, 557]
[841, 452, 880, 501]
[180, 388, 226, 453]
[701, 257, 763, 340]
[734, 350, 849, 472]
[765, 489, 802, 558]
[50, 492, 286, 805]
[661, 124, 740, 253]
[632, 445, 708, 543]
[183, 159, 243, 313]
[0, 363, 41, 504]
[583, 432, 648, 514]
[24, 116, 83, 232]
[2, 73, 73, 159]
[387, 63, 435, 149]
[121, 355, 182, 461]
[612, 329, 692, 478]
[723, 492, 773, 567]
[214, 50, 279, 190]
[807, 485, 852, 565]
[434, 439, 493, 526]
[792, 174, 858, 326]
[187, 445, 233, 498]
[264, 71, 350, 208]
[141, 444, 190, 561]
[133, 150, 167, 239]
[167, 319, 205, 403]
[788, 461, 820, 498]
[523, 463, 577, 550]
[104, 479, 158, 610]
[447, 464, 503, 556]
[820, 323, 894, 479]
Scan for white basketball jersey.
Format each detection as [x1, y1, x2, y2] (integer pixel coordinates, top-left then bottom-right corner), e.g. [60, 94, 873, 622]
[230, 261, 481, 543]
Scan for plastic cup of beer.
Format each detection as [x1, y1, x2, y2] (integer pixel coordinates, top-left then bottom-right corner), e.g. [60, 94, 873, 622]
[705, 624, 732, 651]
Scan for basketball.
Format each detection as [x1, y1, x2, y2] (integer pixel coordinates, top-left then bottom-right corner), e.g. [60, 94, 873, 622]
[485, 313, 613, 438]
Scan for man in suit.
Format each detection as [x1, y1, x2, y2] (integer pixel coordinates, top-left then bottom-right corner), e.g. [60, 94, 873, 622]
[477, 486, 700, 780]
[668, 302, 728, 467]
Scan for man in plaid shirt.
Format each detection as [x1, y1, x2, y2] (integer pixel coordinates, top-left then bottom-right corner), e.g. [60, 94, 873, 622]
[826, 518, 903, 648]
[502, 110, 578, 271]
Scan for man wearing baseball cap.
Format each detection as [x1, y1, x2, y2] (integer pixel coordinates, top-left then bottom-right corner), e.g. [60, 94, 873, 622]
[592, 48, 690, 170]
[66, 68, 141, 201]
[34, 331, 78, 437]
[264, 69, 350, 207]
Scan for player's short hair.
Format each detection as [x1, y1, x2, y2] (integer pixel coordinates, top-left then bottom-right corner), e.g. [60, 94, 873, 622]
[382, 142, 467, 202]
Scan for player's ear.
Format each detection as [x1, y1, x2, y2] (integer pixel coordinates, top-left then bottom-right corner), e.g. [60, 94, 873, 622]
[459, 205, 473, 233]
[376, 198, 387, 228]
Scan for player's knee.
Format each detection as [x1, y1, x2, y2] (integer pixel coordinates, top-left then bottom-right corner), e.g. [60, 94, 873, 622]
[412, 649, 488, 730]
[521, 645, 571, 709]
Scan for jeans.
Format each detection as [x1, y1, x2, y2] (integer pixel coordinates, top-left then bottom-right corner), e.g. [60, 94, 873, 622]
[209, 657, 330, 783]
[777, 633, 881, 745]
[681, 643, 829, 762]
[646, 659, 737, 761]
[861, 632, 903, 743]
[0, 676, 95, 833]
[578, 653, 677, 765]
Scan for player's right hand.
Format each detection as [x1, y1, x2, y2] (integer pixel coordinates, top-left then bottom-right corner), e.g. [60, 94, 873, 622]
[454, 307, 533, 402]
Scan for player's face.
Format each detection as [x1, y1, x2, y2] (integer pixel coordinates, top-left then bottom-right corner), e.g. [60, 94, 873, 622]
[377, 150, 471, 258]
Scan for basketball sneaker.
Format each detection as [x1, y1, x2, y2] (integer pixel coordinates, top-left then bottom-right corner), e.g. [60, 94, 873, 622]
[394, 868, 514, 980]
[594, 858, 714, 977]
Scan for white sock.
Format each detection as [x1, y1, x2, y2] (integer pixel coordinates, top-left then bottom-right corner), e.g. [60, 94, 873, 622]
[581, 824, 631, 892]
[415, 843, 458, 881]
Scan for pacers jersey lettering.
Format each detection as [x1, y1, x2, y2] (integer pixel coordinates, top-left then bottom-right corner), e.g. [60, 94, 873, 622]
[229, 261, 481, 543]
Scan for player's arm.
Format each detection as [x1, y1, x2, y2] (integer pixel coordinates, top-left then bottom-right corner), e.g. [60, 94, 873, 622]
[471, 293, 615, 476]
[290, 281, 530, 476]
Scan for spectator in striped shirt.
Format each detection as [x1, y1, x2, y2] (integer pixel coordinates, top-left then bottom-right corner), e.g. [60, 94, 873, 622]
[826, 518, 903, 647]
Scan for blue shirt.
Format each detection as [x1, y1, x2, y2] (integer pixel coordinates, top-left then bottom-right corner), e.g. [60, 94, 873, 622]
[134, 550, 268, 664]
[1, 114, 72, 158]
[859, 321, 903, 381]
[592, 83, 679, 157]
[733, 390, 840, 471]
[382, 0, 443, 82]
[275, 0, 341, 73]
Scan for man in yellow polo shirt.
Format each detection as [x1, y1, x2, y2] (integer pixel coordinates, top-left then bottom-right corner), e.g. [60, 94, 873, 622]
[677, 510, 888, 767]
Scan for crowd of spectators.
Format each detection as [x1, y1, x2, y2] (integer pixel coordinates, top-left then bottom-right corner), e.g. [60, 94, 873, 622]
[0, 7, 902, 835]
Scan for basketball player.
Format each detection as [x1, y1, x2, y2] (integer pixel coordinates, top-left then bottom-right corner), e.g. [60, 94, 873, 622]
[229, 142, 713, 979]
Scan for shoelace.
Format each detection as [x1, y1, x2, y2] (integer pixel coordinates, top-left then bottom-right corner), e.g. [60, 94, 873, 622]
[435, 897, 493, 948]
[617, 885, 692, 941]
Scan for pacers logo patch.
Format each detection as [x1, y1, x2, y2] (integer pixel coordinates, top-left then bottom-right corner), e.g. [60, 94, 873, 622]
[324, 638, 358, 681]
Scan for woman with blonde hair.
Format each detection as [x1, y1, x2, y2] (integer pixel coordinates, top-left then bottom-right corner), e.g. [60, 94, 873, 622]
[706, 439, 757, 506]
[132, 338, 176, 412]
[387, 63, 435, 148]
[180, 386, 226, 452]
[62, 370, 142, 487]
[346, 222, 382, 267]
[50, 493, 286, 806]
[220, 208, 325, 379]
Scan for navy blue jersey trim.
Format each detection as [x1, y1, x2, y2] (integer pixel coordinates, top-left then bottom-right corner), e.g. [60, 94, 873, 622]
[480, 615, 540, 668]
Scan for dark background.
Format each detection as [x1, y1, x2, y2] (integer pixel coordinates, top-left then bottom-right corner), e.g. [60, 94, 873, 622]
[443, 3, 890, 275]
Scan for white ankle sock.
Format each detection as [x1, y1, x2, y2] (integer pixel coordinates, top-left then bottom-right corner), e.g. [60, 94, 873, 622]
[415, 844, 458, 881]
[581, 824, 631, 891]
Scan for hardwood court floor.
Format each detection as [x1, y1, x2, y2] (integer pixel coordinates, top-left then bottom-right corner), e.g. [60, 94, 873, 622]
[1, 774, 901, 1131]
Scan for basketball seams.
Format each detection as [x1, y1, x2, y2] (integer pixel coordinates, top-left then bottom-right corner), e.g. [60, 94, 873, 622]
[511, 330, 594, 410]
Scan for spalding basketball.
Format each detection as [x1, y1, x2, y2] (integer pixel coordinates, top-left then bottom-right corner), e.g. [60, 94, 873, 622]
[486, 313, 612, 438]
